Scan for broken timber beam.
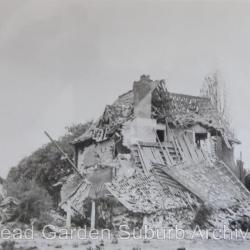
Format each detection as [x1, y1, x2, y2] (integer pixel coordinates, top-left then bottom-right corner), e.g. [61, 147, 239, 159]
[44, 131, 85, 179]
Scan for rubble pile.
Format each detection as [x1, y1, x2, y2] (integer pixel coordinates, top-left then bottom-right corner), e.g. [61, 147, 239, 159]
[59, 75, 249, 230]
[106, 171, 165, 214]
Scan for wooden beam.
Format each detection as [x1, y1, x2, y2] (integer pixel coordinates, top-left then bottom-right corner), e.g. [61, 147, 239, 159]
[44, 131, 85, 179]
[66, 201, 72, 228]
[91, 200, 96, 229]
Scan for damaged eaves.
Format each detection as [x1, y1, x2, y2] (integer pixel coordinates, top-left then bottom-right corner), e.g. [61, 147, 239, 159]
[73, 79, 238, 148]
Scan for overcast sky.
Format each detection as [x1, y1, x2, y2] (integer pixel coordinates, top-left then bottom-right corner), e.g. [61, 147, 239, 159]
[0, 0, 250, 177]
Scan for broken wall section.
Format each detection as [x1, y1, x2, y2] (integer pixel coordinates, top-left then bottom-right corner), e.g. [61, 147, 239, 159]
[77, 140, 115, 173]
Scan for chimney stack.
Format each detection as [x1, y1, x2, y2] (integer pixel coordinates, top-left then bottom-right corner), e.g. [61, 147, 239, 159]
[133, 75, 155, 118]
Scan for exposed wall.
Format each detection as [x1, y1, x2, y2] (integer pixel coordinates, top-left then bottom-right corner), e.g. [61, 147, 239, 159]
[116, 154, 135, 178]
[122, 118, 157, 146]
[77, 140, 115, 173]
[87, 167, 113, 187]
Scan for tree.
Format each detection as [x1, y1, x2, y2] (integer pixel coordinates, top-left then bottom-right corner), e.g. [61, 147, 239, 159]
[245, 174, 250, 191]
[5, 178, 53, 225]
[5, 122, 92, 206]
[200, 72, 230, 123]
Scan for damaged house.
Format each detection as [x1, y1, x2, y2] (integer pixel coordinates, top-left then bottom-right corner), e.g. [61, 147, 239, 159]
[60, 75, 250, 229]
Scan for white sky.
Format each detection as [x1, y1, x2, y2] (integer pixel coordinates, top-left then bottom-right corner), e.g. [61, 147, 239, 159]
[0, 0, 250, 177]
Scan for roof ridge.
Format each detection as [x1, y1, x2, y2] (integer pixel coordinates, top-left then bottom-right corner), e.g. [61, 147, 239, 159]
[169, 92, 211, 100]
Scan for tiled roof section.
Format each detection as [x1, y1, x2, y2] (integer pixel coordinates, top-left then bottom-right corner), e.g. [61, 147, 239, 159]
[160, 160, 250, 209]
[105, 170, 194, 214]
[105, 90, 134, 127]
[73, 85, 238, 144]
[113, 90, 235, 142]
[73, 91, 134, 144]
[169, 93, 213, 115]
[169, 93, 220, 128]
[112, 90, 219, 125]
[106, 172, 163, 214]
[168, 93, 237, 143]
[112, 89, 212, 114]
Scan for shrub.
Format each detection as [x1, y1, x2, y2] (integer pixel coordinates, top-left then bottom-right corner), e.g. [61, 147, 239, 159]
[1, 241, 15, 250]
[192, 204, 212, 229]
[7, 180, 53, 225]
[5, 122, 92, 206]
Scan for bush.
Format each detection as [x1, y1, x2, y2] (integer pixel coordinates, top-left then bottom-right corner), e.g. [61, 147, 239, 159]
[192, 204, 212, 229]
[3, 122, 92, 226]
[5, 122, 92, 206]
[1, 241, 16, 250]
[7, 180, 53, 225]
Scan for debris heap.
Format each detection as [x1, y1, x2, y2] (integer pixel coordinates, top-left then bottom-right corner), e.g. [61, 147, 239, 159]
[60, 75, 249, 229]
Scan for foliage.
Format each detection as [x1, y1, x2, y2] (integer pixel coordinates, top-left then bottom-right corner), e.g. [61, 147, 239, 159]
[17, 187, 52, 225]
[6, 179, 53, 225]
[79, 197, 120, 229]
[192, 204, 212, 229]
[245, 173, 250, 191]
[1, 241, 16, 250]
[5, 122, 91, 206]
[200, 72, 234, 131]
[200, 72, 228, 118]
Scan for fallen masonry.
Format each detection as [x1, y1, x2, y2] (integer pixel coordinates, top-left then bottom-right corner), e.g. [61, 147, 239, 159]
[58, 75, 250, 231]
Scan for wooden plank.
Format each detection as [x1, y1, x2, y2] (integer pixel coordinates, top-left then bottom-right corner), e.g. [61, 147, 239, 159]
[137, 144, 150, 176]
[154, 168, 184, 190]
[159, 164, 204, 203]
[151, 147, 165, 165]
[186, 132, 203, 162]
[154, 129, 173, 165]
[161, 146, 172, 165]
[141, 146, 157, 167]
[44, 131, 85, 179]
[183, 134, 199, 163]
[178, 136, 193, 163]
[218, 160, 250, 198]
[176, 137, 188, 162]
[167, 123, 181, 162]
[220, 129, 232, 149]
[183, 135, 199, 163]
[174, 137, 186, 161]
[199, 147, 210, 163]
[195, 146, 205, 161]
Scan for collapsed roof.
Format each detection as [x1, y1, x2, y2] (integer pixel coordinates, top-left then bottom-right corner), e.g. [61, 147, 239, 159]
[106, 167, 201, 214]
[73, 75, 239, 146]
[63, 75, 249, 226]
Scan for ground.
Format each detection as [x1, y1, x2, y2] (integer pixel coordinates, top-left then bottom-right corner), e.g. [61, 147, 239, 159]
[2, 238, 250, 250]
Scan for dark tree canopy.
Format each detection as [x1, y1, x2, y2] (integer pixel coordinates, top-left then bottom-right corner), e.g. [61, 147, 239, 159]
[245, 174, 250, 192]
[5, 122, 91, 206]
